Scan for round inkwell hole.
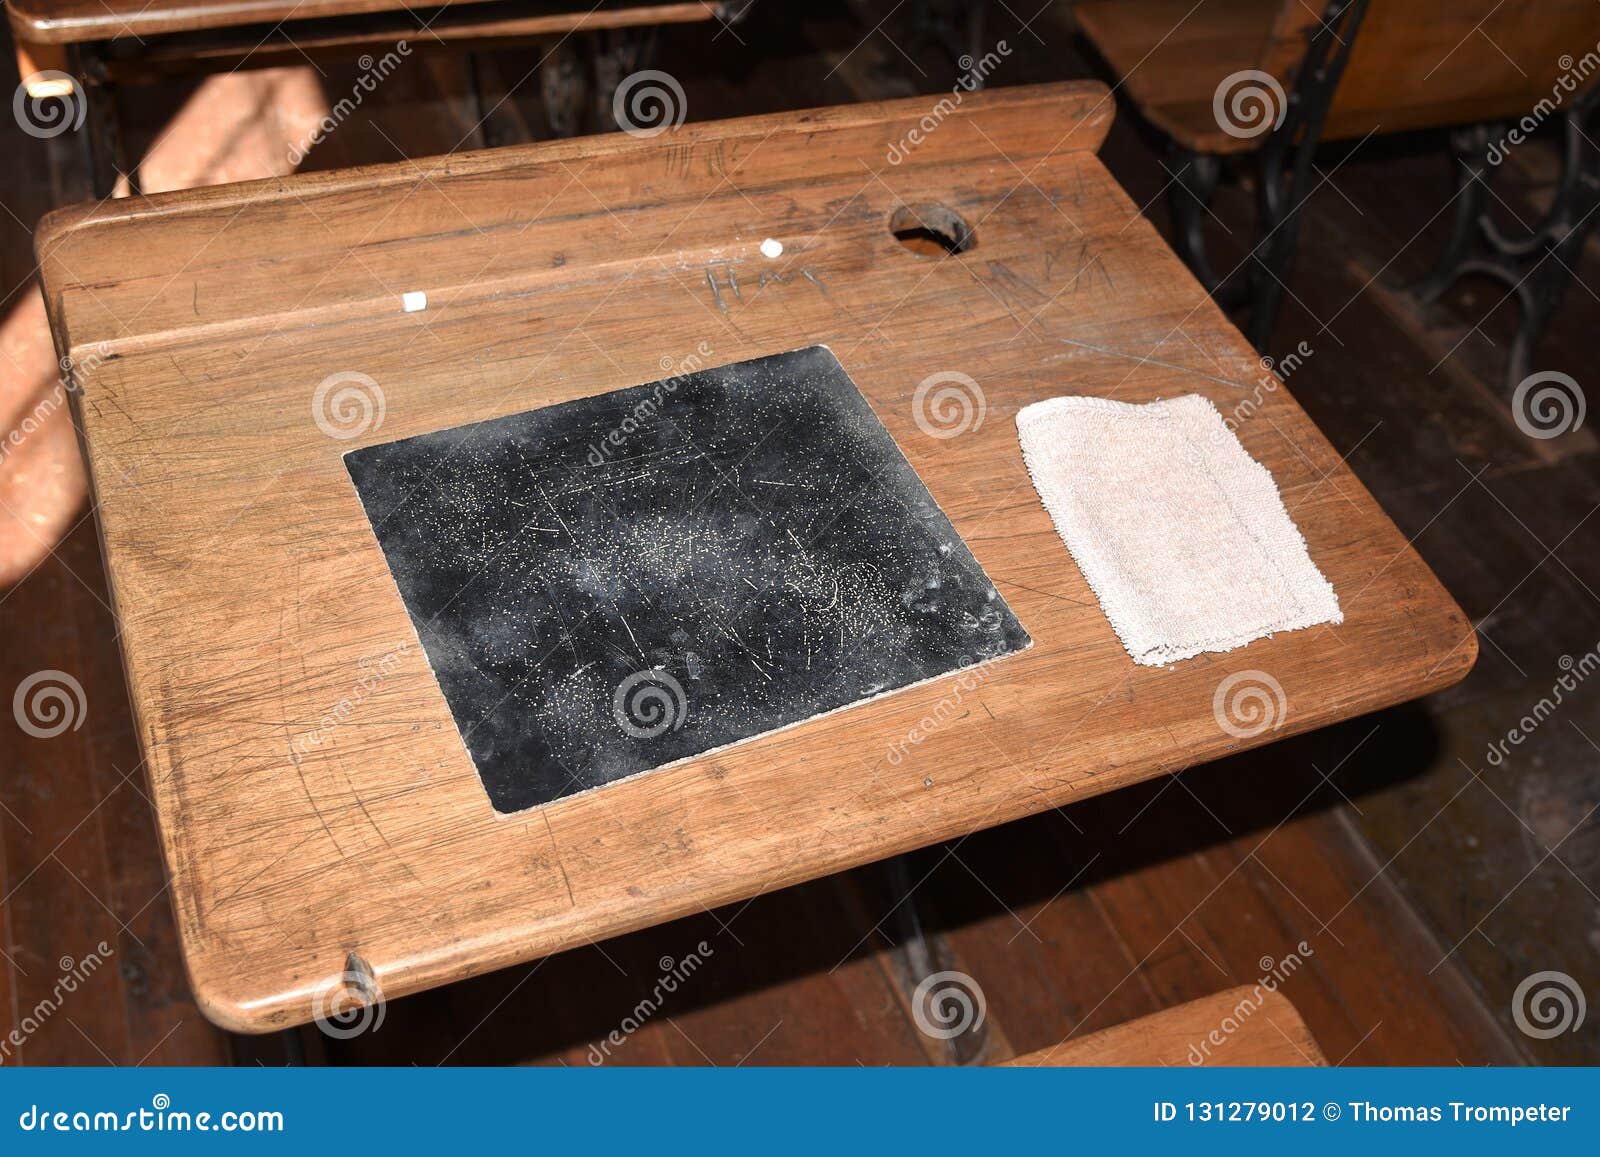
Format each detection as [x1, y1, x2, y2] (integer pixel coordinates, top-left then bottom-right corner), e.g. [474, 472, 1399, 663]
[889, 203, 976, 258]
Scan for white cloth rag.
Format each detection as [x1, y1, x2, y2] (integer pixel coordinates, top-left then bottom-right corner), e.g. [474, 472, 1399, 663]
[1015, 394, 1342, 666]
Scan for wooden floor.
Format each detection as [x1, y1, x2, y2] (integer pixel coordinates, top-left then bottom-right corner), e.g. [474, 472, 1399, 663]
[1, 0, 1595, 1066]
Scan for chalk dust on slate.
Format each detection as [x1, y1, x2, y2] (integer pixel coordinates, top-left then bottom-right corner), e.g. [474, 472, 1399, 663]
[344, 346, 1030, 814]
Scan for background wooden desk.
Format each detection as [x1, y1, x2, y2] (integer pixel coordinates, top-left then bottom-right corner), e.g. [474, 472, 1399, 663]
[36, 80, 1474, 1033]
[7, 0, 723, 44]
[1071, 0, 1600, 369]
[8, 0, 729, 196]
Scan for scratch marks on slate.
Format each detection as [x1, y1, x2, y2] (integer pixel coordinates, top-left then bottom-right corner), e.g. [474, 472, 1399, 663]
[344, 347, 1030, 814]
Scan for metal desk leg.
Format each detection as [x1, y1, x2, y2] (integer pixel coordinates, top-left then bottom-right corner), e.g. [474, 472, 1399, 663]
[1408, 87, 1600, 391]
[1163, 0, 1370, 349]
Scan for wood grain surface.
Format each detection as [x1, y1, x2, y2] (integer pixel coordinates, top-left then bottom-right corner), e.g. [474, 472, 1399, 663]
[35, 80, 1476, 1032]
[6, 0, 717, 46]
[1004, 985, 1326, 1066]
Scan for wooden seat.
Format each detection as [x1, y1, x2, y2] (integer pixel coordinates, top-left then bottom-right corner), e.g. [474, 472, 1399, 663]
[1004, 986, 1326, 1067]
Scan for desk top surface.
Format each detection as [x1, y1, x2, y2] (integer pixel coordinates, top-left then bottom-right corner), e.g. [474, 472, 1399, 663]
[36, 81, 1475, 1032]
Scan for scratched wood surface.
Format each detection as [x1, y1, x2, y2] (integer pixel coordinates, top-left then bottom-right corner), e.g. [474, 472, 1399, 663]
[35, 80, 1476, 1032]
[1073, 0, 1600, 155]
[1003, 986, 1326, 1066]
[6, 0, 716, 45]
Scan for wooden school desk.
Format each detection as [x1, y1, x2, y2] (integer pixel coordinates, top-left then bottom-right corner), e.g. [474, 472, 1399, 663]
[9, 0, 729, 195]
[7, 0, 723, 45]
[34, 81, 1476, 1032]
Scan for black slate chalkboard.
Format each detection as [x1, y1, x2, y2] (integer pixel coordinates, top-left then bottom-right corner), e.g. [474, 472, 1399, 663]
[345, 346, 1030, 813]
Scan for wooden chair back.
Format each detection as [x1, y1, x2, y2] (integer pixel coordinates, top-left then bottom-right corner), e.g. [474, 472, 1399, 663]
[1325, 0, 1600, 140]
[1074, 0, 1600, 152]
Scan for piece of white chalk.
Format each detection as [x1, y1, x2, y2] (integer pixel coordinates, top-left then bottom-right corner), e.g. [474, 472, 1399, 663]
[402, 291, 428, 313]
[759, 238, 783, 259]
